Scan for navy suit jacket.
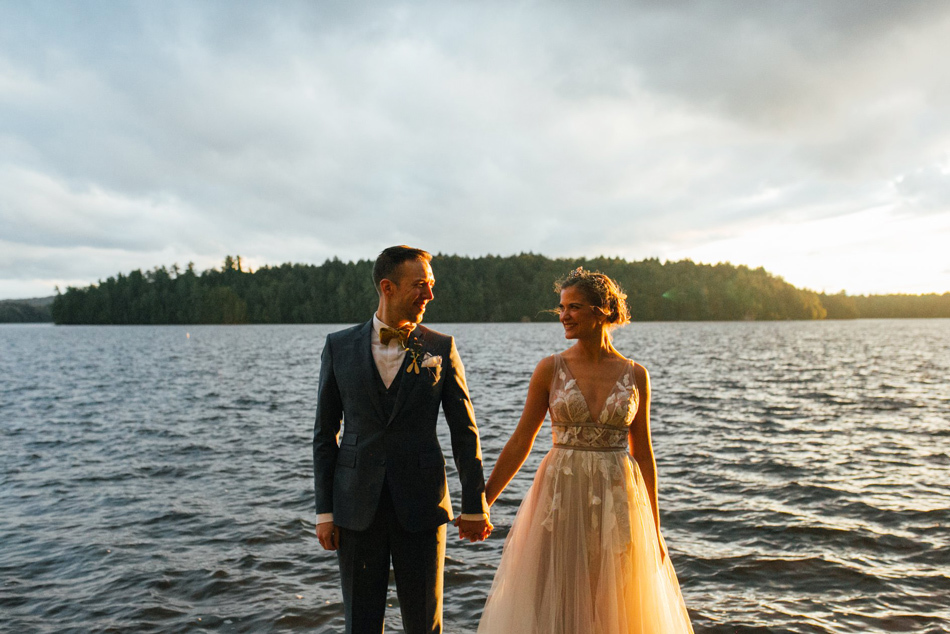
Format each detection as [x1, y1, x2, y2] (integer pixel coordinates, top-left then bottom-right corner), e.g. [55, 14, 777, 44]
[313, 320, 488, 532]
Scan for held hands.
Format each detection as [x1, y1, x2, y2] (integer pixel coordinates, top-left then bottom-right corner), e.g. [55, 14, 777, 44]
[319, 517, 492, 547]
[316, 521, 341, 551]
[453, 516, 493, 543]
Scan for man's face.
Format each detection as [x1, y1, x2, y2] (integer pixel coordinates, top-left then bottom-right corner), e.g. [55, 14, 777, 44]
[388, 258, 435, 325]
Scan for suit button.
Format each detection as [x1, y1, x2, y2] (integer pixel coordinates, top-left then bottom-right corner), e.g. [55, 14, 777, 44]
[378, 459, 386, 466]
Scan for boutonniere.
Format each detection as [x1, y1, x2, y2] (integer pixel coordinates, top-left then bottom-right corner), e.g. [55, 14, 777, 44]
[422, 352, 442, 383]
[404, 338, 425, 374]
[402, 332, 441, 382]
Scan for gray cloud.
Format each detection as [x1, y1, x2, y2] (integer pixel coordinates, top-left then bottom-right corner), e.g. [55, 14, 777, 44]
[2, 1, 950, 298]
[894, 164, 950, 213]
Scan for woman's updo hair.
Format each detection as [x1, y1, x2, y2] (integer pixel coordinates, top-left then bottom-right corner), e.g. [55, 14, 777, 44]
[555, 267, 631, 328]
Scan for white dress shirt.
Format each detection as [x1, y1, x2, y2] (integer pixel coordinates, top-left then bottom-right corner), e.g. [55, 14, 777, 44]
[372, 314, 409, 388]
[317, 314, 487, 525]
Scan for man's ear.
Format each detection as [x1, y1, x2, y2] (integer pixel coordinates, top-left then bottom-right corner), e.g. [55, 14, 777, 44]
[379, 278, 395, 297]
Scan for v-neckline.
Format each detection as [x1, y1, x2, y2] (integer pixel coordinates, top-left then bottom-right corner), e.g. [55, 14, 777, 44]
[558, 354, 632, 423]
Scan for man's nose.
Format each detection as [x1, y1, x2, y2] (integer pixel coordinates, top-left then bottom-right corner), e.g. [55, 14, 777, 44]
[422, 285, 434, 300]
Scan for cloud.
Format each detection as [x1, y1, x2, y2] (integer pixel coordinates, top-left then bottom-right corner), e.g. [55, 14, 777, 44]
[894, 162, 950, 213]
[2, 1, 950, 298]
[0, 166, 221, 251]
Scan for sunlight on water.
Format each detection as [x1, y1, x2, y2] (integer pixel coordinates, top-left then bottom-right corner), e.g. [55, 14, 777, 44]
[1, 320, 948, 633]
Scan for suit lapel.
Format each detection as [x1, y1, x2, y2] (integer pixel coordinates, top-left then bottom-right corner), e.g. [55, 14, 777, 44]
[389, 326, 424, 424]
[354, 320, 387, 424]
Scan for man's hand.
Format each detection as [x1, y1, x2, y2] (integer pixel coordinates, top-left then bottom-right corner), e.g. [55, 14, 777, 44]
[316, 521, 341, 551]
[453, 516, 493, 543]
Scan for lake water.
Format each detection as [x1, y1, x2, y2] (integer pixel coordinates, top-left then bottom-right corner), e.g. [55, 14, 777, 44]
[1, 320, 948, 633]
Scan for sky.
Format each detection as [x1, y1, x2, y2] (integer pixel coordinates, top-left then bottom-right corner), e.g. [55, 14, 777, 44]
[2, 0, 950, 299]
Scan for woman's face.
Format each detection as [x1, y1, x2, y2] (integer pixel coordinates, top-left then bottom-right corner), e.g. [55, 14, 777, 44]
[558, 286, 605, 339]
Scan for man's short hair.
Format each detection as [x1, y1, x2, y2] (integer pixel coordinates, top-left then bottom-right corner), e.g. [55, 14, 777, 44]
[372, 245, 432, 291]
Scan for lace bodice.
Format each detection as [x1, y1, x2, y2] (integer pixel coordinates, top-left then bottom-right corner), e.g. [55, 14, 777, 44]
[549, 353, 639, 451]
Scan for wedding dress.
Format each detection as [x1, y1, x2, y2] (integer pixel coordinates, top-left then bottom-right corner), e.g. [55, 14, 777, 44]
[478, 353, 694, 633]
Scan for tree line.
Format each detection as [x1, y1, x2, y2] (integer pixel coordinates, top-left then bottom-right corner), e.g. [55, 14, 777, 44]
[819, 291, 950, 319]
[0, 298, 54, 323]
[44, 254, 950, 324]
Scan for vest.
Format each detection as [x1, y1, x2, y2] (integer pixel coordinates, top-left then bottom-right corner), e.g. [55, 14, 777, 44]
[371, 354, 405, 418]
[370, 354, 405, 510]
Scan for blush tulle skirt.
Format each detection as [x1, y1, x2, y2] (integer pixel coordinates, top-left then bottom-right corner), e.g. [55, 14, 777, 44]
[478, 448, 694, 634]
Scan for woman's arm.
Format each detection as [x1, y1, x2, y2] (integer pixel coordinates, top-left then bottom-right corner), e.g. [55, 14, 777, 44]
[630, 363, 664, 558]
[484, 356, 555, 506]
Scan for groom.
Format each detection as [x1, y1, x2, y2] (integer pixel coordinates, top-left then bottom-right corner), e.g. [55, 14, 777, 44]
[313, 245, 492, 634]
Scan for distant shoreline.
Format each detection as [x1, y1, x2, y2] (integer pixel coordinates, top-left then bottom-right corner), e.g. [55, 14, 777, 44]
[27, 256, 950, 324]
[9, 255, 950, 324]
[5, 317, 949, 328]
[0, 297, 54, 323]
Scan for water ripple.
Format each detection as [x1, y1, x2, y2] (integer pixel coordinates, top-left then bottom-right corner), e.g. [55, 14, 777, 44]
[1, 320, 948, 632]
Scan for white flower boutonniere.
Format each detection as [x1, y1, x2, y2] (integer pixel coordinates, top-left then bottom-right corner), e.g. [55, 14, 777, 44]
[421, 353, 442, 384]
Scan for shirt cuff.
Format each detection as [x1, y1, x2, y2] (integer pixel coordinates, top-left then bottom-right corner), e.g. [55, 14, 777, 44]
[316, 512, 334, 525]
[459, 513, 489, 521]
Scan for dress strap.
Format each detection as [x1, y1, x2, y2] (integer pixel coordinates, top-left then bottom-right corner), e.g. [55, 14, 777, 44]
[549, 352, 568, 396]
[551, 352, 564, 377]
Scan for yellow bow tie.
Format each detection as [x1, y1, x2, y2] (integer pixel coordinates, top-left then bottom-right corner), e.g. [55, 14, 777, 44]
[379, 325, 413, 346]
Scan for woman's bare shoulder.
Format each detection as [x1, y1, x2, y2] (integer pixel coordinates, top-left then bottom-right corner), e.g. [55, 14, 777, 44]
[534, 353, 557, 374]
[526, 354, 557, 384]
[630, 361, 650, 393]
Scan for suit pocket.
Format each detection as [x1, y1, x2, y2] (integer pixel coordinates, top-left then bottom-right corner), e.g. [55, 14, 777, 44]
[337, 448, 357, 468]
[419, 450, 445, 469]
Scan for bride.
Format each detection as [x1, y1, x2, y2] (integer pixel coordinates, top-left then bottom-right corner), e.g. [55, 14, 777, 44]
[476, 268, 694, 633]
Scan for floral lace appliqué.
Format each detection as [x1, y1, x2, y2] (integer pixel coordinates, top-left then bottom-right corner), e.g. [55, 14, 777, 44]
[548, 355, 639, 449]
[537, 354, 641, 538]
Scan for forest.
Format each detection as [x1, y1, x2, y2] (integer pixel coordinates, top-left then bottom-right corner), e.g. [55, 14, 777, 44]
[0, 297, 54, 323]
[44, 254, 950, 325]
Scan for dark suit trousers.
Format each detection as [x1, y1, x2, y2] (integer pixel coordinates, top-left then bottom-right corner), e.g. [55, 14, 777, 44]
[337, 480, 446, 634]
